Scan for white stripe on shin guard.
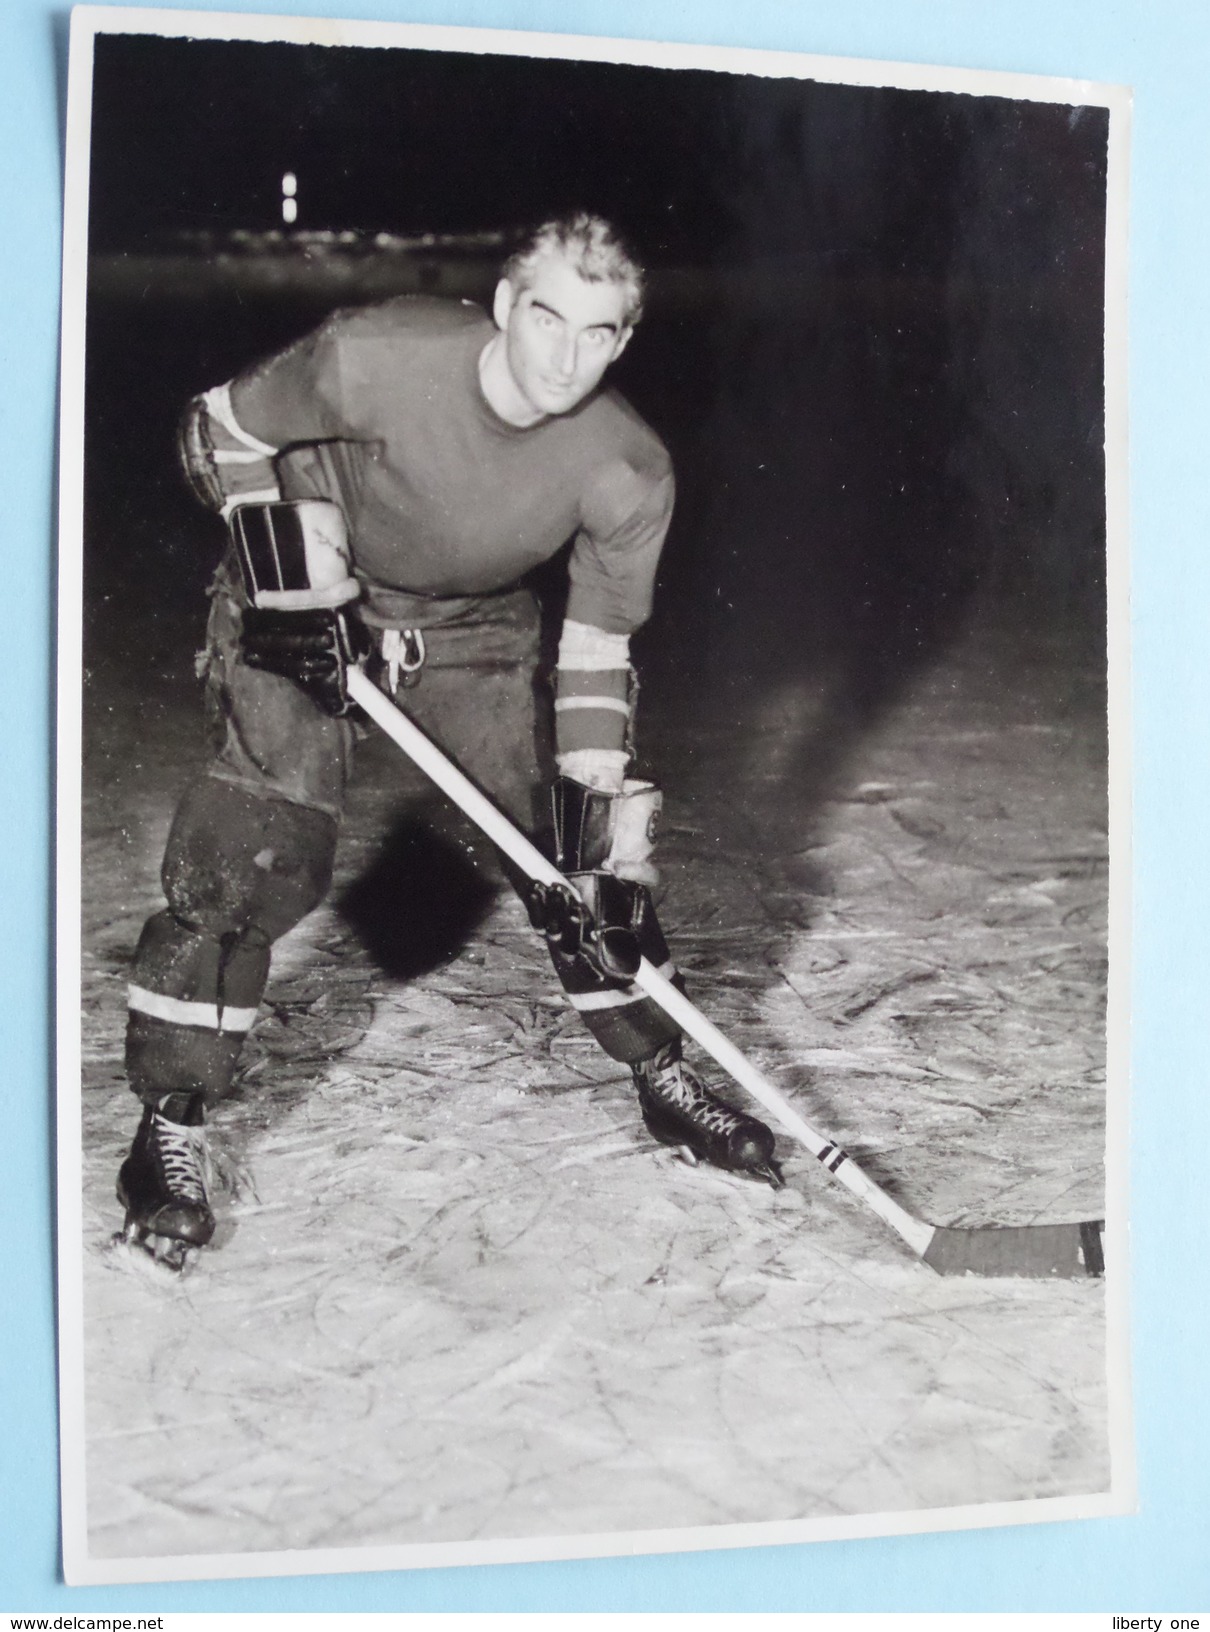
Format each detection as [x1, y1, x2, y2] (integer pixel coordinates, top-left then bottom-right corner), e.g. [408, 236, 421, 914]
[127, 984, 259, 1034]
[565, 960, 677, 1012]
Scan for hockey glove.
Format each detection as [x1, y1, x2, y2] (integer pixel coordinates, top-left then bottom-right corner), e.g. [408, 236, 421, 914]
[229, 499, 359, 612]
[240, 604, 371, 717]
[528, 870, 646, 982]
[527, 775, 662, 984]
[229, 498, 368, 717]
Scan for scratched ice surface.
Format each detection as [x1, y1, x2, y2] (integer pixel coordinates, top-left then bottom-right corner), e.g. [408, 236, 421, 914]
[77, 614, 1110, 1562]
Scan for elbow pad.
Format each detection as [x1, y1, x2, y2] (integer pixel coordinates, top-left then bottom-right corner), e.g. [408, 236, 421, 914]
[177, 385, 280, 516]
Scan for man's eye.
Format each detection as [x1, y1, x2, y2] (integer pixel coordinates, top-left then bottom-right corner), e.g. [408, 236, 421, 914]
[584, 329, 610, 347]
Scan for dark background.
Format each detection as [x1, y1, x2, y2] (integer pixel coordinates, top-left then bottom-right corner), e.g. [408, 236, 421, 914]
[84, 31, 1108, 745]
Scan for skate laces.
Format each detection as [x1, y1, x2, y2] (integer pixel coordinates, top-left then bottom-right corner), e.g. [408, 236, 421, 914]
[152, 1113, 212, 1205]
[641, 1054, 750, 1136]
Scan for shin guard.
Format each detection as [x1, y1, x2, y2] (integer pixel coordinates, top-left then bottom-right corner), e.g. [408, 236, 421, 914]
[547, 886, 682, 1064]
[126, 779, 338, 1107]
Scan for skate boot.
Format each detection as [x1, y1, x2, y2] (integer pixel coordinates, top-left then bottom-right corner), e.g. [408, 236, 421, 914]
[117, 1092, 215, 1270]
[632, 1040, 784, 1188]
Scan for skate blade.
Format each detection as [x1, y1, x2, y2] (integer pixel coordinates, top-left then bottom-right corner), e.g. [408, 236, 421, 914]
[644, 1112, 782, 1189]
[117, 1222, 199, 1276]
[666, 1144, 785, 1192]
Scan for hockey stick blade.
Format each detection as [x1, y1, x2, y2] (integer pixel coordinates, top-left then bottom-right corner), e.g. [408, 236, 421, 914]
[348, 667, 1106, 1281]
[923, 1219, 1105, 1279]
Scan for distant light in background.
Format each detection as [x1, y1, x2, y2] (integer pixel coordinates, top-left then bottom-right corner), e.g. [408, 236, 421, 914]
[282, 171, 297, 225]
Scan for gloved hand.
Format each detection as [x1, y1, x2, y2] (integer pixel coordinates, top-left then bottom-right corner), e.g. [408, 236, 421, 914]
[526, 872, 645, 982]
[227, 499, 367, 716]
[240, 604, 371, 717]
[526, 775, 662, 984]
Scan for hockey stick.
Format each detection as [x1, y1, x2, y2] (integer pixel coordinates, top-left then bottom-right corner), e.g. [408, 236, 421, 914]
[348, 666, 1105, 1279]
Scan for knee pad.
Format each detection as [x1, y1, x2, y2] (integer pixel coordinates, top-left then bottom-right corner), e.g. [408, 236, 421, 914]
[163, 778, 338, 942]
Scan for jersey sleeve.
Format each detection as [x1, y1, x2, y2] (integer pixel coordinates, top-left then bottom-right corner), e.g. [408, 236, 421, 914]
[226, 311, 360, 450]
[182, 315, 362, 519]
[553, 620, 633, 782]
[565, 453, 675, 635]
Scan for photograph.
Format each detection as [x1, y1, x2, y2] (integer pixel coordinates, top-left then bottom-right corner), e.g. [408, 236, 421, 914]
[56, 6, 1132, 1585]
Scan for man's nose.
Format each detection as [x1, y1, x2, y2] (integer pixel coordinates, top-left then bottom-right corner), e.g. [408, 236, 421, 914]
[551, 333, 576, 378]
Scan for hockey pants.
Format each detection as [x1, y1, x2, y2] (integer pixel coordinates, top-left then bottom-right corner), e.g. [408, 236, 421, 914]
[125, 581, 680, 1109]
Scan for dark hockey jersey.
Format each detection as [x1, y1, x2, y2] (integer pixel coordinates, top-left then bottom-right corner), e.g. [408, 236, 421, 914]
[227, 296, 675, 635]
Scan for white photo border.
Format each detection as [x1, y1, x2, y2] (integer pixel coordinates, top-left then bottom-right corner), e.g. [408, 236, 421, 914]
[57, 3, 1135, 1588]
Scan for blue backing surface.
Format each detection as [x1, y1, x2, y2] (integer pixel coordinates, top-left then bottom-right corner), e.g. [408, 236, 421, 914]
[3, 0, 1207, 1611]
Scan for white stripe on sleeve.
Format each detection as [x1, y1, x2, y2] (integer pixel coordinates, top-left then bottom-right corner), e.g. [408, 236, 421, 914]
[554, 695, 631, 716]
[203, 383, 280, 456]
[556, 619, 631, 672]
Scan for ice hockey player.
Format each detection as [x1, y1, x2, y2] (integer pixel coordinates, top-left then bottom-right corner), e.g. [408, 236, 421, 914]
[117, 211, 782, 1268]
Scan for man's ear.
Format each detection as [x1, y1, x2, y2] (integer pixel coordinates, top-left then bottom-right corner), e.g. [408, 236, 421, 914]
[612, 325, 634, 361]
[492, 278, 516, 331]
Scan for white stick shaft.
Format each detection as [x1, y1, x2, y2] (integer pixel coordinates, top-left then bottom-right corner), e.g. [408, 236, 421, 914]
[348, 666, 934, 1258]
[349, 667, 567, 886]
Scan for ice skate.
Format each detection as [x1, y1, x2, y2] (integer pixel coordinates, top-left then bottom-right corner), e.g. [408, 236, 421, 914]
[632, 1040, 783, 1187]
[116, 1092, 215, 1271]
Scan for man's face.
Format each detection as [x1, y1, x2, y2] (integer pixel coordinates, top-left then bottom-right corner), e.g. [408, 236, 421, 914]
[492, 252, 633, 421]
